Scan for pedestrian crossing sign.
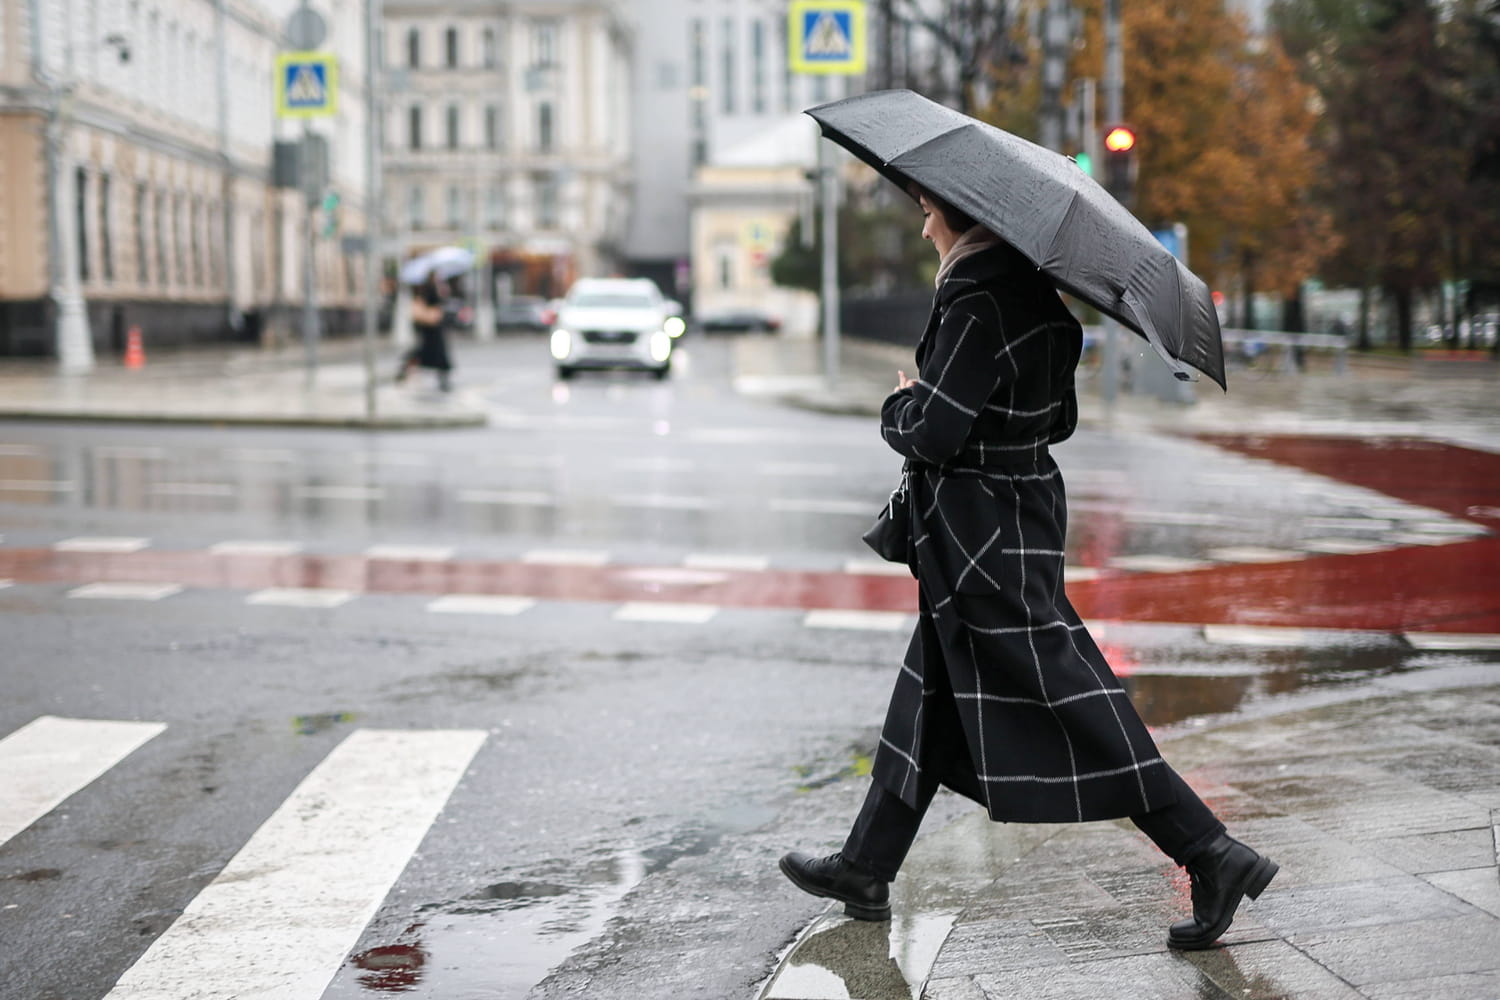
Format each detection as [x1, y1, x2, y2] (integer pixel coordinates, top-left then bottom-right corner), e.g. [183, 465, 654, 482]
[275, 51, 338, 119]
[788, 0, 867, 75]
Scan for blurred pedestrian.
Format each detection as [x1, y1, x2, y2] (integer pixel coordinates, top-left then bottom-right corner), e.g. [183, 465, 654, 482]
[780, 185, 1277, 951]
[396, 274, 454, 392]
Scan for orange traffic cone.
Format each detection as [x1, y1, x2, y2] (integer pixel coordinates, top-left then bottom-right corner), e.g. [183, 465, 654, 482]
[124, 326, 145, 369]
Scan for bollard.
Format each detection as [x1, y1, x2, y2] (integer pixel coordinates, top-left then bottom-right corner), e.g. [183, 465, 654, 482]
[123, 326, 146, 369]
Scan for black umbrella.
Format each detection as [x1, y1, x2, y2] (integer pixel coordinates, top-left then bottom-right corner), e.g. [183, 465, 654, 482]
[806, 89, 1227, 389]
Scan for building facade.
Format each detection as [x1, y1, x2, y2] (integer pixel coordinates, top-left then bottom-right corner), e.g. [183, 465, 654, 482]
[623, 0, 853, 304]
[380, 0, 632, 301]
[0, 0, 378, 361]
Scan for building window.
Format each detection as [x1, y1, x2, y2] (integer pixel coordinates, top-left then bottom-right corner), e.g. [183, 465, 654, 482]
[406, 27, 420, 68]
[485, 104, 501, 149]
[537, 102, 554, 152]
[751, 20, 766, 114]
[445, 26, 458, 68]
[99, 174, 114, 283]
[446, 103, 460, 149]
[155, 191, 168, 285]
[191, 197, 203, 287]
[532, 19, 557, 67]
[722, 18, 735, 114]
[75, 168, 90, 282]
[174, 196, 186, 285]
[535, 173, 559, 229]
[135, 182, 148, 284]
[408, 104, 423, 150]
[486, 184, 505, 229]
[482, 27, 496, 68]
[408, 185, 424, 230]
[446, 184, 463, 229]
[716, 243, 734, 290]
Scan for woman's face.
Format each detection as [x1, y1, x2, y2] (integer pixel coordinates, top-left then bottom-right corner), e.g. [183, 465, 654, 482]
[919, 194, 960, 258]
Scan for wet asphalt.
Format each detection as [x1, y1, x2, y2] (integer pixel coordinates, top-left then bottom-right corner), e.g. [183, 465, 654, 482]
[0, 333, 1497, 999]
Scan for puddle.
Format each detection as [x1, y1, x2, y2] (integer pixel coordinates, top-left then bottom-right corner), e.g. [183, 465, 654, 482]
[291, 711, 357, 736]
[760, 910, 957, 1000]
[794, 744, 874, 793]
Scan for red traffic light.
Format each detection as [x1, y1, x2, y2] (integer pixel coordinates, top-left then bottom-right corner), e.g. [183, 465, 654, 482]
[1103, 125, 1137, 153]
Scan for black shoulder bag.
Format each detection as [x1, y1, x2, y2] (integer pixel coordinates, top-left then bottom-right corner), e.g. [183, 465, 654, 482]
[861, 463, 912, 563]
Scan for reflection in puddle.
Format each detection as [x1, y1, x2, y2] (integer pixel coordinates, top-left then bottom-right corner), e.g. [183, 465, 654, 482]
[762, 910, 957, 1000]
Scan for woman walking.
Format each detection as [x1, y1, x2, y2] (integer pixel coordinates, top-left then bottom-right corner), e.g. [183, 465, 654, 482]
[779, 187, 1276, 951]
[396, 274, 454, 392]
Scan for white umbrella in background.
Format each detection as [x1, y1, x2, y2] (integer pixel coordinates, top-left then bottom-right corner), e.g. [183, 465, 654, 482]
[400, 246, 475, 285]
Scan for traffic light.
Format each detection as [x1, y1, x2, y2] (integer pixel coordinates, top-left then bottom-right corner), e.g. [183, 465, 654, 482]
[1073, 151, 1094, 177]
[321, 190, 341, 238]
[1102, 124, 1138, 208]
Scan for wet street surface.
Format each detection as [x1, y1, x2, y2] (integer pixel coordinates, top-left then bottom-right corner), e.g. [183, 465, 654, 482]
[2, 335, 1498, 998]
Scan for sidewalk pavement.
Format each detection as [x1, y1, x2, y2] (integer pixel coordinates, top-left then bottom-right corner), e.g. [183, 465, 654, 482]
[761, 673, 1500, 1000]
[0, 338, 487, 428]
[750, 333, 1500, 999]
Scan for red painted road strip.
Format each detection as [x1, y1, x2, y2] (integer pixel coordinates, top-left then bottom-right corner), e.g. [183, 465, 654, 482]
[1, 435, 1494, 633]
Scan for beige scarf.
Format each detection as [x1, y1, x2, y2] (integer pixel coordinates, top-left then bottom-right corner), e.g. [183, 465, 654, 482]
[934, 227, 1002, 288]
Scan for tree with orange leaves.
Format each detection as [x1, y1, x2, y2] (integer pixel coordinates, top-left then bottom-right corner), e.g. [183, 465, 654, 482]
[1067, 0, 1334, 324]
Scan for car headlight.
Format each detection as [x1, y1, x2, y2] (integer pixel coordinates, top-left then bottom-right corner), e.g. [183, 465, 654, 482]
[550, 329, 572, 360]
[664, 316, 686, 338]
[649, 331, 672, 363]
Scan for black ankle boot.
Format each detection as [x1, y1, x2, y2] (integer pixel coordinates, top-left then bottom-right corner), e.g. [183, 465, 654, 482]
[1167, 834, 1278, 950]
[779, 851, 890, 921]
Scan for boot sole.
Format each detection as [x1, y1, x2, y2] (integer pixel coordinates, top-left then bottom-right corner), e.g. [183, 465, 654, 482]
[1167, 856, 1279, 951]
[778, 856, 891, 922]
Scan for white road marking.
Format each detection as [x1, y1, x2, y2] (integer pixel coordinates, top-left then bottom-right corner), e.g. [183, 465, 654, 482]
[618, 567, 730, 586]
[68, 582, 183, 601]
[294, 486, 385, 502]
[457, 489, 556, 506]
[1124, 510, 1230, 527]
[0, 579, 11, 589]
[1065, 565, 1104, 582]
[364, 544, 456, 562]
[426, 594, 536, 615]
[804, 609, 910, 631]
[1206, 546, 1306, 564]
[1301, 538, 1392, 555]
[54, 536, 151, 553]
[521, 549, 610, 566]
[0, 716, 166, 848]
[770, 498, 872, 516]
[1407, 520, 1487, 536]
[683, 553, 770, 571]
[0, 480, 75, 492]
[842, 558, 912, 577]
[758, 461, 843, 477]
[1403, 633, 1500, 651]
[1388, 533, 1465, 547]
[209, 541, 304, 556]
[613, 602, 719, 624]
[102, 728, 486, 1000]
[246, 588, 356, 609]
[1203, 624, 1313, 647]
[0, 444, 42, 456]
[149, 483, 236, 497]
[1303, 516, 1394, 532]
[611, 494, 715, 510]
[1106, 554, 1213, 573]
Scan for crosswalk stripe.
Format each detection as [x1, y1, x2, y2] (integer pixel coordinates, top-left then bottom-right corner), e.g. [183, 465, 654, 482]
[246, 588, 356, 608]
[0, 716, 166, 848]
[804, 609, 909, 631]
[54, 536, 150, 553]
[364, 544, 456, 561]
[613, 602, 719, 623]
[426, 594, 535, 615]
[104, 728, 486, 1000]
[68, 582, 183, 601]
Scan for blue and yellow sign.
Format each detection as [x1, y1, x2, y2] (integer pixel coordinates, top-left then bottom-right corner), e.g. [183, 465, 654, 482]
[788, 0, 867, 75]
[275, 51, 339, 119]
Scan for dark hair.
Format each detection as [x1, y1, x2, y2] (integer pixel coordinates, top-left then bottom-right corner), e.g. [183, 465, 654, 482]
[908, 183, 978, 235]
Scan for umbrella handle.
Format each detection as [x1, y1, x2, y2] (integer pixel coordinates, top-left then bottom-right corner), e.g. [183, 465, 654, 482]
[1121, 288, 1197, 383]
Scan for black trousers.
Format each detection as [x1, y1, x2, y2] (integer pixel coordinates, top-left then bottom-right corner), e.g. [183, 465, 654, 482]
[843, 766, 1224, 882]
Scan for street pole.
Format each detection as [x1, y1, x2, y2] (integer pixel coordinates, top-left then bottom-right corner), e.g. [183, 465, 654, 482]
[820, 139, 840, 386]
[31, 0, 94, 373]
[302, 123, 320, 389]
[362, 0, 382, 421]
[1101, 0, 1124, 407]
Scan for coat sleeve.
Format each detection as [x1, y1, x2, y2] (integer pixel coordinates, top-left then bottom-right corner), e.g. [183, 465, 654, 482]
[880, 291, 1003, 464]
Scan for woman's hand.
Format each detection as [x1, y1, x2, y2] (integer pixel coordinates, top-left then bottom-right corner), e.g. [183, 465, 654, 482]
[895, 370, 917, 391]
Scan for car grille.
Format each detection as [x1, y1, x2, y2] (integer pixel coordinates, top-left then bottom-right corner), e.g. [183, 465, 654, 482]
[581, 330, 640, 345]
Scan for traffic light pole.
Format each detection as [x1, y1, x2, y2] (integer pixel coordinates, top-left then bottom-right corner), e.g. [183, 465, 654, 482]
[302, 121, 321, 389]
[1101, 0, 1124, 408]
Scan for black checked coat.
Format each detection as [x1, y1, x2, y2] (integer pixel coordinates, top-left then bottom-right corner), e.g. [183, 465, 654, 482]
[871, 243, 1177, 824]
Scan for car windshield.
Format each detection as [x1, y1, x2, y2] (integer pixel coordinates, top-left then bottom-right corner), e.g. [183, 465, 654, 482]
[569, 292, 655, 309]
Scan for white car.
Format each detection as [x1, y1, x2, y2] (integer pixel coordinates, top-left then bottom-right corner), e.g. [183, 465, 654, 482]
[549, 278, 685, 380]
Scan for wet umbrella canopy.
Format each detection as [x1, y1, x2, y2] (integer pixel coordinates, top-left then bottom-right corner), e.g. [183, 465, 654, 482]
[400, 246, 475, 285]
[806, 89, 1227, 389]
